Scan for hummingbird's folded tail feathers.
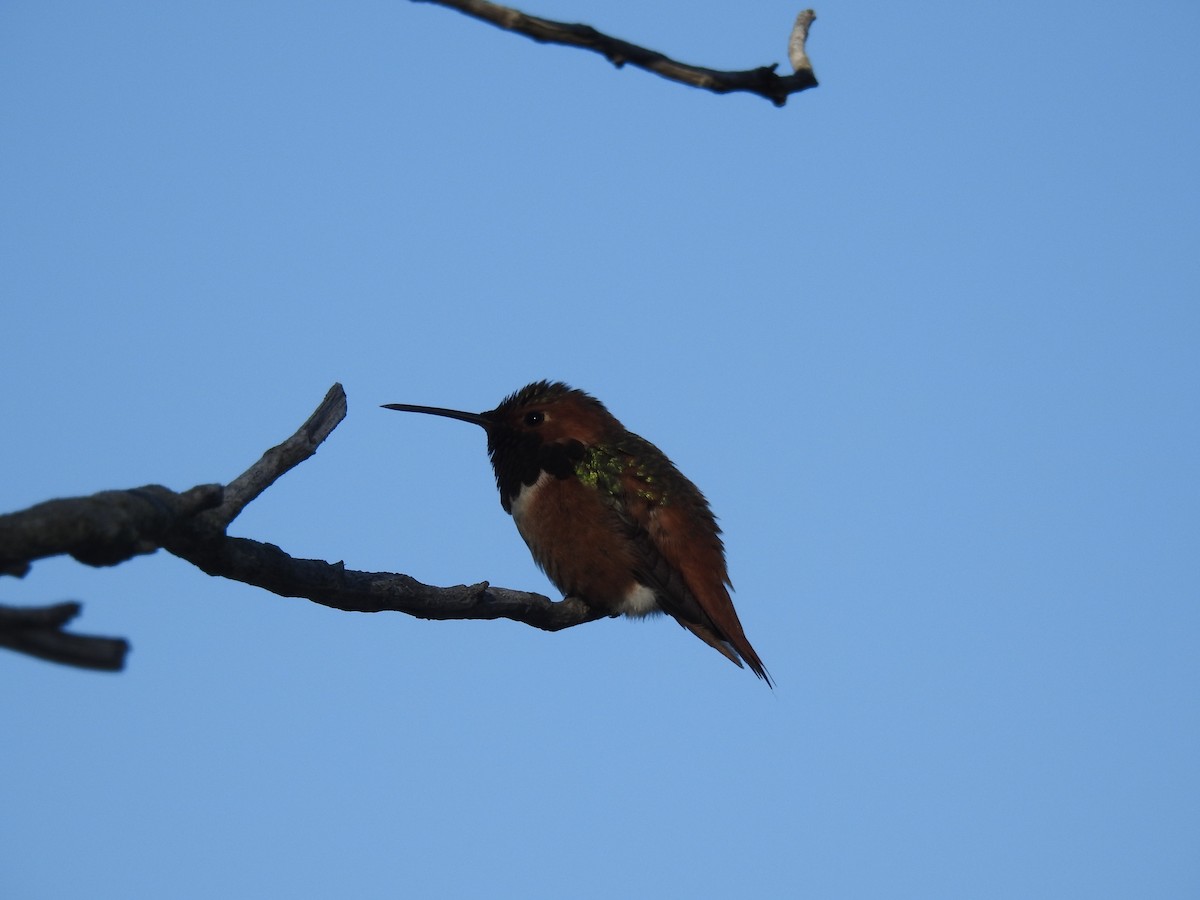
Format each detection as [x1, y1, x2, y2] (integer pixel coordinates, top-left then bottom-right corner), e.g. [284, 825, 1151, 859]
[679, 618, 775, 688]
[678, 619, 744, 669]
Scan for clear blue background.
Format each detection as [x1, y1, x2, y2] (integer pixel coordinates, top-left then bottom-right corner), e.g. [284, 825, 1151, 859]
[3, 1, 1197, 897]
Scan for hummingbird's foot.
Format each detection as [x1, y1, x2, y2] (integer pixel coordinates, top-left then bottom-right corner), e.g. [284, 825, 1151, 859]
[562, 595, 612, 622]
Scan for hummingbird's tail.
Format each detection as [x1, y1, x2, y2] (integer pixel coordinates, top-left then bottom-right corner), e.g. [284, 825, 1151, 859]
[679, 618, 774, 688]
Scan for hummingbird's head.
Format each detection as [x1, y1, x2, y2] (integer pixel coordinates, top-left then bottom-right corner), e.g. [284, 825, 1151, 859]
[384, 381, 616, 447]
[383, 381, 621, 504]
[484, 380, 616, 448]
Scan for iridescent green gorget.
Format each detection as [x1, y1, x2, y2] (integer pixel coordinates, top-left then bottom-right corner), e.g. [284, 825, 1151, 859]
[577, 438, 668, 506]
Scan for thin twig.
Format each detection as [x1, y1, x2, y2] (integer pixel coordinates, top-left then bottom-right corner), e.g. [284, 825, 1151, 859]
[207, 383, 348, 529]
[413, 0, 818, 106]
[788, 10, 816, 74]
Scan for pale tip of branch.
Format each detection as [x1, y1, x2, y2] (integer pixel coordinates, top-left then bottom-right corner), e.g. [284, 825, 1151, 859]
[788, 9, 817, 74]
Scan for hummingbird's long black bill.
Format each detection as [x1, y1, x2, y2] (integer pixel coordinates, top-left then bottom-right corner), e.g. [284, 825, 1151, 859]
[382, 403, 492, 427]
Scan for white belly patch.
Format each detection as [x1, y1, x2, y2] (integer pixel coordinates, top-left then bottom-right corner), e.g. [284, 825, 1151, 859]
[616, 583, 659, 617]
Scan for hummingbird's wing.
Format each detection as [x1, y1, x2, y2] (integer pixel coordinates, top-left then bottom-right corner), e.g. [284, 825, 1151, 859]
[624, 521, 745, 668]
[613, 438, 772, 686]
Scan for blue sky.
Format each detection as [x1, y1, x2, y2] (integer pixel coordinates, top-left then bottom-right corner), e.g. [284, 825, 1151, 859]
[2, 1, 1197, 897]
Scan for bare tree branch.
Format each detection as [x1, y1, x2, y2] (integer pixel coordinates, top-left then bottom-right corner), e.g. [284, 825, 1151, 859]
[414, 0, 818, 106]
[162, 532, 601, 630]
[0, 484, 224, 577]
[0, 602, 129, 671]
[206, 382, 348, 530]
[0, 383, 602, 670]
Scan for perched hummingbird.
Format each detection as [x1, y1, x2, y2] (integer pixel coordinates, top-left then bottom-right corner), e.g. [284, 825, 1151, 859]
[383, 381, 771, 686]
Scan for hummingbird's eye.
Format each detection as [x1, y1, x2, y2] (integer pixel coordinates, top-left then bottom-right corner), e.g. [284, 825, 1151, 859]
[524, 410, 545, 427]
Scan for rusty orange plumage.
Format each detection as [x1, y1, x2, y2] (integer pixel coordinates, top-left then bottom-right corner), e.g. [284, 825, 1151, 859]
[384, 381, 771, 686]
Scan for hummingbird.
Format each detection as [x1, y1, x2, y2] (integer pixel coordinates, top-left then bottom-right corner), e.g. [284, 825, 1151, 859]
[383, 381, 771, 686]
